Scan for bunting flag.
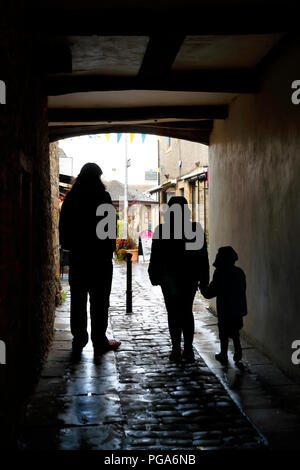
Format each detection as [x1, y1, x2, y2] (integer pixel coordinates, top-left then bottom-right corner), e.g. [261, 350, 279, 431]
[105, 133, 111, 142]
[114, 133, 149, 143]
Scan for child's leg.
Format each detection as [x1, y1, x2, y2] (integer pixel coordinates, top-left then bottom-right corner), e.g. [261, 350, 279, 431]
[219, 333, 229, 356]
[217, 324, 229, 364]
[232, 329, 242, 361]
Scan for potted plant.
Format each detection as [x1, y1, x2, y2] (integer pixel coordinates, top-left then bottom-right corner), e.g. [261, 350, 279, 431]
[126, 237, 138, 262]
[115, 237, 138, 262]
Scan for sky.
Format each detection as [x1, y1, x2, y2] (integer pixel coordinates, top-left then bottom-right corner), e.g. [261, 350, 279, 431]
[59, 133, 159, 186]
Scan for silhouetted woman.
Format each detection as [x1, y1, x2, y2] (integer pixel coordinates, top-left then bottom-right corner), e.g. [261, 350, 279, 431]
[148, 196, 209, 362]
[59, 163, 120, 357]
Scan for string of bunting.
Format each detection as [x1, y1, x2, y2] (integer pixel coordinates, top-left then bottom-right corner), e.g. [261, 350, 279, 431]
[61, 133, 165, 143]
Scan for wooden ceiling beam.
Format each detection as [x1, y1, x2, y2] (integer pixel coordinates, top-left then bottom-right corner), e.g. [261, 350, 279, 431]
[48, 106, 228, 123]
[36, 43, 72, 74]
[139, 35, 185, 76]
[46, 70, 259, 95]
[48, 124, 212, 146]
[24, 8, 289, 36]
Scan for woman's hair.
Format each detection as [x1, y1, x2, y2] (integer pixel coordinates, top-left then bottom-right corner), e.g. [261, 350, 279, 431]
[69, 162, 106, 194]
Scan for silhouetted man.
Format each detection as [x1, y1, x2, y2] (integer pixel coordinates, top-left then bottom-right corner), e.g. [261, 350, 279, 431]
[59, 163, 120, 358]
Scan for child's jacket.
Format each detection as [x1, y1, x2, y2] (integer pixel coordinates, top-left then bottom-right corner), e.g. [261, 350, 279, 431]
[201, 265, 247, 330]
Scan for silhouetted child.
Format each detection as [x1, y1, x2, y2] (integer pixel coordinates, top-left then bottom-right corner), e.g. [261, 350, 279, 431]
[201, 246, 247, 365]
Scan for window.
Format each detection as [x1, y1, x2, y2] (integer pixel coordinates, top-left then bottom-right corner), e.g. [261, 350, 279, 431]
[166, 192, 175, 203]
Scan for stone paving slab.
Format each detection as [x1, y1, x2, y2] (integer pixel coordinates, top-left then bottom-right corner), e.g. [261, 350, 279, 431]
[19, 261, 264, 451]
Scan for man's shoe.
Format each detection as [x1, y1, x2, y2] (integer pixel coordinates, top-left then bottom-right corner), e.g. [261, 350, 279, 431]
[215, 353, 228, 366]
[169, 350, 182, 363]
[181, 350, 195, 363]
[94, 340, 121, 355]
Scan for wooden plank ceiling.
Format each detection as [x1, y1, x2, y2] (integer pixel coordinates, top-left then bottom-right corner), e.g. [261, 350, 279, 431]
[24, 3, 288, 144]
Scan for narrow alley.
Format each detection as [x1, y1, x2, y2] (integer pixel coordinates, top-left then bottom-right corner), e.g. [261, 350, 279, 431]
[19, 261, 300, 452]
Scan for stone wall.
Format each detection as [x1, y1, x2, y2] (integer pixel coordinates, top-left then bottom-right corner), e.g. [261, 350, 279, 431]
[159, 137, 208, 180]
[209, 35, 300, 380]
[49, 142, 60, 276]
[0, 6, 56, 446]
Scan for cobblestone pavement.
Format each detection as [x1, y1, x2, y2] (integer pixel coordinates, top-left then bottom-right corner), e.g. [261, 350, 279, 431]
[19, 261, 266, 451]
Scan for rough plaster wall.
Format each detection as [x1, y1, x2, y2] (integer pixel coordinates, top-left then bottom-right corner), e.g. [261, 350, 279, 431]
[209, 36, 300, 380]
[0, 6, 56, 446]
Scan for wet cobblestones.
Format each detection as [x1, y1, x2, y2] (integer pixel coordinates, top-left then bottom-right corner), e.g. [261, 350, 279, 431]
[19, 262, 265, 451]
[110, 263, 263, 450]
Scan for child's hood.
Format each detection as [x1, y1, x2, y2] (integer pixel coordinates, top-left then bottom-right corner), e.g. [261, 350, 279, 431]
[213, 246, 238, 268]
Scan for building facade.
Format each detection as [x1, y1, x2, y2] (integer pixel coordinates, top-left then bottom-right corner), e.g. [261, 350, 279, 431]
[149, 138, 209, 239]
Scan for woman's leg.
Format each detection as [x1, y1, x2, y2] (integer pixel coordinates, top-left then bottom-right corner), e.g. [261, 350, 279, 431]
[161, 286, 182, 354]
[182, 287, 197, 352]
